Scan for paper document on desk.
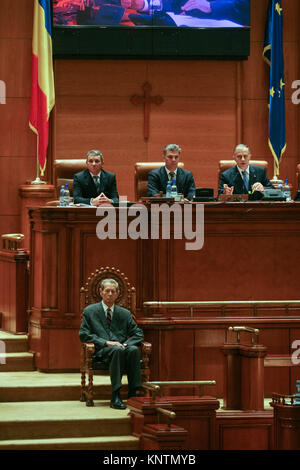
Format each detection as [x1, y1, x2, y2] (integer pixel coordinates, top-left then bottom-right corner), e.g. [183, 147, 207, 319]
[166, 14, 243, 28]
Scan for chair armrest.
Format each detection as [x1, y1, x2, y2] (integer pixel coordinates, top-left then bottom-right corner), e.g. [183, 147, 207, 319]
[81, 342, 95, 369]
[141, 341, 152, 353]
[141, 341, 152, 369]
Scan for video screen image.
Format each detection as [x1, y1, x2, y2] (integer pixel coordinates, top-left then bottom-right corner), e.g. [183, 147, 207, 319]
[52, 0, 250, 28]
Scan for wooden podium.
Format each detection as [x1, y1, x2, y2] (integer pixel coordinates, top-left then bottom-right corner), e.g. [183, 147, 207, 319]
[271, 393, 300, 450]
[221, 326, 267, 410]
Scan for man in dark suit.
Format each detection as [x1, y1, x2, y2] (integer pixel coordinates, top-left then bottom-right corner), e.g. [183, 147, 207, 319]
[73, 150, 119, 205]
[147, 144, 196, 200]
[218, 144, 274, 196]
[79, 278, 144, 409]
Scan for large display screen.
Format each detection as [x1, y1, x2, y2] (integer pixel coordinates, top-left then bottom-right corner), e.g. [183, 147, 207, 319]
[52, 0, 251, 59]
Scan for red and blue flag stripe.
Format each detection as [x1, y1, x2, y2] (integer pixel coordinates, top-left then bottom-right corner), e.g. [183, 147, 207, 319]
[29, 0, 55, 176]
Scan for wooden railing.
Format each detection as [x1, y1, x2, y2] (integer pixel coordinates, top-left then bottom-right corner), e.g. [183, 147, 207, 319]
[143, 300, 300, 317]
[143, 380, 216, 401]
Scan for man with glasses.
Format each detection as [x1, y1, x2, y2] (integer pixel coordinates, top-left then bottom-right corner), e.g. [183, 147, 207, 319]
[73, 150, 119, 205]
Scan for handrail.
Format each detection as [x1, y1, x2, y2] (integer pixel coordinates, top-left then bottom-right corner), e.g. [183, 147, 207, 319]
[143, 300, 300, 317]
[143, 380, 216, 401]
[1, 233, 24, 251]
[226, 326, 260, 344]
[271, 392, 300, 406]
[156, 407, 176, 429]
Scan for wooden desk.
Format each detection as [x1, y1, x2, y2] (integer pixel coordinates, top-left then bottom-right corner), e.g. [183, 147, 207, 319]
[27, 202, 300, 371]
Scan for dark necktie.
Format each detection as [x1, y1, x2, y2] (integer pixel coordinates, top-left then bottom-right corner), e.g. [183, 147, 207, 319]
[106, 308, 112, 328]
[93, 175, 100, 194]
[242, 170, 249, 192]
[169, 172, 175, 182]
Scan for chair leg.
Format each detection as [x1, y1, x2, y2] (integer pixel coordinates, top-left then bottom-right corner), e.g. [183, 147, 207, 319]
[80, 370, 87, 402]
[86, 370, 94, 406]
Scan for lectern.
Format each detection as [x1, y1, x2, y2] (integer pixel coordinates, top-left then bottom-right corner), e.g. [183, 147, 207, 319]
[221, 326, 267, 411]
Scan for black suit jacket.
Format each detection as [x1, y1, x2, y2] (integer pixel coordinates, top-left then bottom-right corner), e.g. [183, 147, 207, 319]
[218, 164, 274, 195]
[79, 303, 144, 359]
[73, 168, 119, 205]
[147, 166, 196, 200]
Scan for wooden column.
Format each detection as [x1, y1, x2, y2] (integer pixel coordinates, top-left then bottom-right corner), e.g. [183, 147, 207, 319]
[222, 345, 241, 410]
[240, 345, 267, 411]
[19, 184, 55, 249]
[0, 247, 29, 333]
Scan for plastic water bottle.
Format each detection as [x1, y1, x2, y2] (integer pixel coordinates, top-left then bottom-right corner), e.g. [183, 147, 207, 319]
[59, 185, 65, 207]
[278, 182, 283, 193]
[64, 183, 70, 206]
[149, 0, 162, 14]
[283, 178, 291, 202]
[171, 179, 177, 199]
[166, 181, 172, 198]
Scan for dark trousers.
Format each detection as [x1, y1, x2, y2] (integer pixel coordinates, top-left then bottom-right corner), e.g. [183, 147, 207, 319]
[101, 345, 141, 393]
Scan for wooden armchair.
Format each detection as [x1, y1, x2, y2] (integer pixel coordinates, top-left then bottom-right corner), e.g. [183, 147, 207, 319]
[53, 159, 86, 198]
[80, 266, 152, 406]
[134, 162, 184, 201]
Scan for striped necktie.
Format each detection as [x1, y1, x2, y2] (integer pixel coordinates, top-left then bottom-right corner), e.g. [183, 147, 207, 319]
[106, 308, 112, 328]
[242, 170, 249, 192]
[93, 175, 100, 194]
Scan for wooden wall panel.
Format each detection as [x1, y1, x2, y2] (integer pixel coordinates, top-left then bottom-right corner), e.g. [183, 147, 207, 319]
[171, 234, 300, 302]
[80, 233, 139, 289]
[158, 329, 194, 383]
[0, 100, 35, 157]
[0, 158, 36, 215]
[0, 0, 33, 39]
[216, 415, 274, 450]
[0, 216, 21, 238]
[0, 0, 36, 236]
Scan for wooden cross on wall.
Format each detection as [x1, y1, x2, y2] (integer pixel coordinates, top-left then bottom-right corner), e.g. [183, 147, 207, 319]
[130, 82, 164, 140]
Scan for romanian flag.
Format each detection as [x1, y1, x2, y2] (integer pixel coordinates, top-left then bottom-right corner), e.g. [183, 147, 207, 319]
[263, 0, 286, 176]
[29, 0, 55, 176]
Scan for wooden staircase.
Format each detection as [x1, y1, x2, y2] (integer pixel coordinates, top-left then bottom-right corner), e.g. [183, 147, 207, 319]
[0, 331, 35, 371]
[0, 331, 139, 450]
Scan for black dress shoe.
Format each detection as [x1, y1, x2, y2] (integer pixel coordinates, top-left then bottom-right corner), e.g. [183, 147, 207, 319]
[110, 392, 126, 410]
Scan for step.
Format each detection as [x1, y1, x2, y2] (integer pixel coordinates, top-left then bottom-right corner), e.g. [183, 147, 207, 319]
[0, 352, 35, 371]
[0, 371, 125, 401]
[0, 435, 139, 450]
[0, 331, 29, 353]
[0, 401, 132, 440]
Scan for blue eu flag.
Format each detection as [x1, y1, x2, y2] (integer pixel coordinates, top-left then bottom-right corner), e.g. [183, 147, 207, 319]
[263, 0, 286, 176]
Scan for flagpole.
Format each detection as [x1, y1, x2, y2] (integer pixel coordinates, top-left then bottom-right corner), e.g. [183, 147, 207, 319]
[31, 136, 46, 185]
[271, 162, 281, 185]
